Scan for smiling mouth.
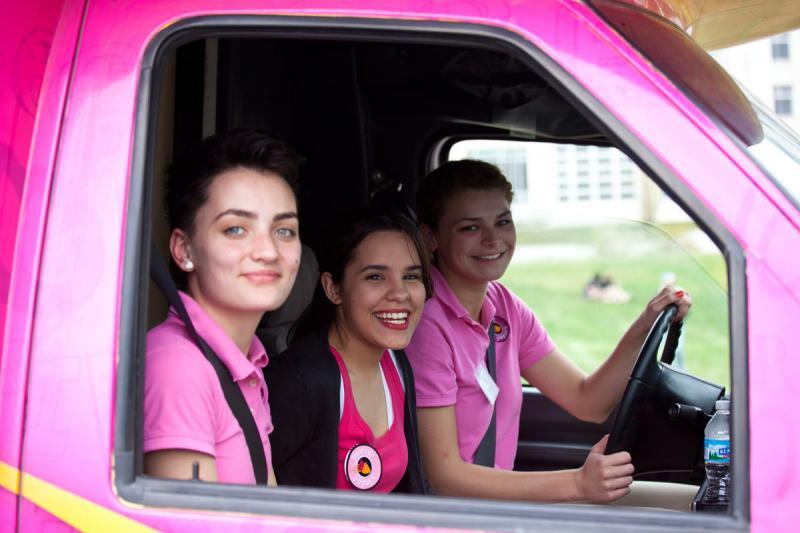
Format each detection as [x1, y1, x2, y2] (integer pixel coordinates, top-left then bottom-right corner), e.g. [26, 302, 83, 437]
[474, 252, 504, 261]
[243, 271, 281, 283]
[374, 311, 411, 330]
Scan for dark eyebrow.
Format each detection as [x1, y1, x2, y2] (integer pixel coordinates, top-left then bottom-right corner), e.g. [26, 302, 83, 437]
[358, 264, 388, 273]
[213, 208, 257, 222]
[213, 209, 299, 223]
[274, 211, 298, 222]
[455, 210, 512, 223]
[358, 264, 423, 274]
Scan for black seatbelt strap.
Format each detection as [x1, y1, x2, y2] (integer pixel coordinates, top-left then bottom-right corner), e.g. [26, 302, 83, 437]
[473, 322, 497, 468]
[149, 246, 268, 485]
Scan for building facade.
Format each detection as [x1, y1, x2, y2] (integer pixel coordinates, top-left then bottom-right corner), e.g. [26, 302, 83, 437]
[712, 30, 800, 133]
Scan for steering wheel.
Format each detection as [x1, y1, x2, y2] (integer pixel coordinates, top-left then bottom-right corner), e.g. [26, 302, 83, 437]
[605, 304, 681, 455]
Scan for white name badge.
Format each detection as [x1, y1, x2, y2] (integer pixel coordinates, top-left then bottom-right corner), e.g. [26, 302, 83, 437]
[475, 364, 499, 406]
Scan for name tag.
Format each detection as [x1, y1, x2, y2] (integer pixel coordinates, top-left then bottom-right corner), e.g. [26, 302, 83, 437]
[475, 364, 499, 406]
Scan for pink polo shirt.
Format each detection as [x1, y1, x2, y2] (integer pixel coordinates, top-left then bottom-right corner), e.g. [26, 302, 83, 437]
[144, 291, 273, 484]
[405, 266, 555, 470]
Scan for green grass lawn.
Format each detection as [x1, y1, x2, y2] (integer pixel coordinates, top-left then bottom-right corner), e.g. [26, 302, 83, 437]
[501, 223, 731, 389]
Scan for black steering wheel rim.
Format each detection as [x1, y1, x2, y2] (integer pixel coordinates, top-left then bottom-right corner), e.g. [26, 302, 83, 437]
[606, 304, 681, 455]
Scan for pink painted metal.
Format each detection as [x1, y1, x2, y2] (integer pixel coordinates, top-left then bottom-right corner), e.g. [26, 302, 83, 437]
[2, 0, 799, 531]
[0, 1, 86, 528]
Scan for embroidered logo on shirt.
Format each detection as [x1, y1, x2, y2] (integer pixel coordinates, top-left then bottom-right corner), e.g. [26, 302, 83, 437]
[345, 443, 382, 490]
[493, 317, 510, 342]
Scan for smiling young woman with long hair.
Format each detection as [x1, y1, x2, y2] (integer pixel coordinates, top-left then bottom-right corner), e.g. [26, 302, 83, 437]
[143, 129, 303, 485]
[265, 209, 431, 494]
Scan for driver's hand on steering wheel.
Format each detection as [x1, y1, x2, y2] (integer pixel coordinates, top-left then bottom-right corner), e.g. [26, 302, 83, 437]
[635, 286, 692, 334]
[574, 434, 634, 503]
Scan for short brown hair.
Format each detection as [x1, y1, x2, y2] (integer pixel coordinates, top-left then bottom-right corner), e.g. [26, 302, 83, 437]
[167, 128, 304, 234]
[415, 159, 514, 229]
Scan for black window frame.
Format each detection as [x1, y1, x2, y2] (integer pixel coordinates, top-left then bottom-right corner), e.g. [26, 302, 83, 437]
[116, 14, 748, 532]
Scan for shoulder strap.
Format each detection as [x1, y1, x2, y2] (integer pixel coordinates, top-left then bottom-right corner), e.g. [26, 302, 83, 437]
[149, 246, 268, 485]
[472, 322, 497, 468]
[388, 349, 405, 391]
[394, 349, 431, 494]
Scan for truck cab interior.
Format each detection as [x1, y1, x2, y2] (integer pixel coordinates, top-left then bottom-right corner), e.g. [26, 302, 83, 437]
[139, 10, 737, 523]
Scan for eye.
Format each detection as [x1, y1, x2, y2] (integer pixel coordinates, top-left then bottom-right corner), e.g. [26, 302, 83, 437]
[365, 272, 385, 281]
[275, 227, 297, 239]
[459, 224, 479, 232]
[497, 218, 513, 227]
[403, 273, 421, 281]
[224, 226, 246, 237]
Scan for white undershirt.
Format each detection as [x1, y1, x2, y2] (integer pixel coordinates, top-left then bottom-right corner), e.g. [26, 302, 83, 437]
[339, 349, 404, 423]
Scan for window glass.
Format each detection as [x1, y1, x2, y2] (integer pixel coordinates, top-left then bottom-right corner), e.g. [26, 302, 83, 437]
[774, 85, 793, 115]
[464, 146, 529, 202]
[772, 34, 790, 60]
[450, 140, 730, 388]
[743, 91, 800, 203]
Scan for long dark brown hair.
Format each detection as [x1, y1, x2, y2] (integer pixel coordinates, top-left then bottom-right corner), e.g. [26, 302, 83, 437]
[295, 207, 432, 338]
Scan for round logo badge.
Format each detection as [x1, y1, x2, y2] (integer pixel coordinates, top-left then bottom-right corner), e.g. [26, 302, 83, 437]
[344, 443, 382, 490]
[492, 317, 510, 342]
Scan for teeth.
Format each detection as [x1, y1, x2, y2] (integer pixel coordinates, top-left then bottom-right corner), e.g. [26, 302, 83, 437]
[375, 312, 408, 321]
[477, 253, 502, 260]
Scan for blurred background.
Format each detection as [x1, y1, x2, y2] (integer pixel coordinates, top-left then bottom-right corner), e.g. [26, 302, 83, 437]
[446, 30, 800, 390]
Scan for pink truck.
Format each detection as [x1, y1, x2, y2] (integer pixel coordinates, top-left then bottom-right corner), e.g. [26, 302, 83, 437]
[2, 0, 800, 531]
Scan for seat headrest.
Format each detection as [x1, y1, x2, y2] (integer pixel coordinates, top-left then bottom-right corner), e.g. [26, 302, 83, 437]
[257, 243, 319, 355]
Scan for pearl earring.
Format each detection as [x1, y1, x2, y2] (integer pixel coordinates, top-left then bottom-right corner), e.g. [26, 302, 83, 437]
[183, 259, 194, 271]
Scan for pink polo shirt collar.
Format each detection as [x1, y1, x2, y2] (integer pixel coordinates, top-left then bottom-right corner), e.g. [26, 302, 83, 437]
[430, 266, 497, 332]
[175, 291, 268, 378]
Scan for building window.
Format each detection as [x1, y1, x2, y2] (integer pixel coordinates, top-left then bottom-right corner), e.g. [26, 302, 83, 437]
[576, 180, 590, 201]
[774, 85, 793, 115]
[772, 34, 790, 60]
[598, 181, 612, 200]
[620, 179, 635, 199]
[558, 179, 569, 201]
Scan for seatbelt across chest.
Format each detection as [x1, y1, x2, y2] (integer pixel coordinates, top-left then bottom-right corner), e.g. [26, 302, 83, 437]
[473, 322, 497, 468]
[149, 246, 269, 485]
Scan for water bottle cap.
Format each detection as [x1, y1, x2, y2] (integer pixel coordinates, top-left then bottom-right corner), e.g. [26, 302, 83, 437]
[715, 399, 730, 410]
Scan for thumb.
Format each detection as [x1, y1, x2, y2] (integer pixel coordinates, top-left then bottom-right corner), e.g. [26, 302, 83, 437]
[591, 434, 609, 454]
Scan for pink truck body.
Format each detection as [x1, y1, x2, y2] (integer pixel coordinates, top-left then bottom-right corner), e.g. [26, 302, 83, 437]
[1, 0, 798, 531]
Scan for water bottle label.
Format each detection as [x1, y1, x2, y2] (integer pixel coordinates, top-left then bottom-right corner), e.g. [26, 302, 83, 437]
[704, 438, 730, 463]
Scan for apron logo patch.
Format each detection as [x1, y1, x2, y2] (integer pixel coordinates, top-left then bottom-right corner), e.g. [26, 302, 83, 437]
[493, 317, 510, 342]
[345, 443, 382, 490]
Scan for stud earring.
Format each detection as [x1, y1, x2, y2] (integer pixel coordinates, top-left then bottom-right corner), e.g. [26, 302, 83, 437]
[183, 259, 194, 271]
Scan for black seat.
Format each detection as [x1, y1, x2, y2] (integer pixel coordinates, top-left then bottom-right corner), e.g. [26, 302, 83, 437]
[256, 243, 319, 356]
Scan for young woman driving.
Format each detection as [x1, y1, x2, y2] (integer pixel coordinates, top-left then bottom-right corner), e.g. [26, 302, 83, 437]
[265, 210, 430, 493]
[143, 129, 303, 484]
[405, 160, 691, 503]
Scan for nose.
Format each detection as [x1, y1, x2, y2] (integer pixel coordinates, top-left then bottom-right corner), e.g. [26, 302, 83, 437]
[251, 231, 279, 263]
[482, 226, 499, 245]
[386, 276, 411, 302]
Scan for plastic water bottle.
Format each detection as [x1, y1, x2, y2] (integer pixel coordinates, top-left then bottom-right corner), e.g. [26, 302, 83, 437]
[704, 399, 731, 503]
